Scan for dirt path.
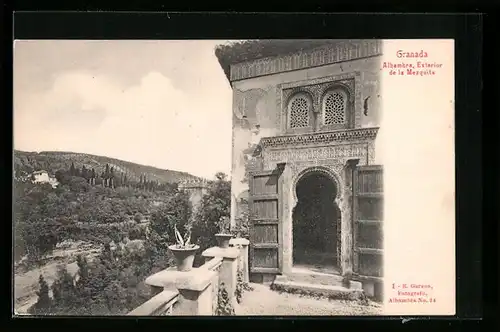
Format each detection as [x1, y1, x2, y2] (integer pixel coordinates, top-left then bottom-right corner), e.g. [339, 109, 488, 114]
[14, 261, 80, 314]
[14, 242, 101, 315]
[236, 283, 382, 316]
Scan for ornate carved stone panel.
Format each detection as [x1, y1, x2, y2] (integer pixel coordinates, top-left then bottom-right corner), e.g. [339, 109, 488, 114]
[263, 143, 369, 170]
[263, 127, 378, 276]
[282, 79, 355, 116]
[260, 127, 379, 149]
[276, 72, 363, 134]
[290, 163, 346, 199]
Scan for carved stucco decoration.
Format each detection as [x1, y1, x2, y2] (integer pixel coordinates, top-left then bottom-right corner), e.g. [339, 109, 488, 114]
[263, 144, 371, 169]
[282, 79, 355, 116]
[280, 159, 358, 275]
[261, 135, 373, 275]
[266, 141, 369, 214]
[276, 72, 363, 134]
[260, 127, 379, 149]
[291, 164, 345, 201]
[229, 40, 383, 81]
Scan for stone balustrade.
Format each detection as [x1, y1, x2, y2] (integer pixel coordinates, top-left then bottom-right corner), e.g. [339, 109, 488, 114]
[127, 290, 179, 316]
[128, 237, 249, 316]
[229, 238, 250, 283]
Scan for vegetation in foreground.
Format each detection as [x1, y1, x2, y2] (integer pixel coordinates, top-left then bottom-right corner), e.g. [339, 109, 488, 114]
[15, 153, 245, 315]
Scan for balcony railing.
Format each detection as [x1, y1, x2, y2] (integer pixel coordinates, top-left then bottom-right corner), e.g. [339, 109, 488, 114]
[127, 290, 179, 316]
[127, 238, 249, 316]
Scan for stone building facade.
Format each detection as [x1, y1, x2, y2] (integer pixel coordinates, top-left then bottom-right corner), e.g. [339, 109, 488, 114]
[216, 40, 384, 298]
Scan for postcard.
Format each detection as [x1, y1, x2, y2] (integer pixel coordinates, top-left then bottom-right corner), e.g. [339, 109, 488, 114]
[13, 39, 455, 316]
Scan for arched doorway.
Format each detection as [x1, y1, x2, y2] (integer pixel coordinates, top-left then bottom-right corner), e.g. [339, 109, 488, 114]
[292, 171, 340, 274]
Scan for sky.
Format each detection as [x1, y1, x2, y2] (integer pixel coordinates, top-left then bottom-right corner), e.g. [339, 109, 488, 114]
[13, 40, 234, 179]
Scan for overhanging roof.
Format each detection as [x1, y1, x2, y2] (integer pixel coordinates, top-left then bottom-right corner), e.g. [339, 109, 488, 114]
[214, 39, 345, 83]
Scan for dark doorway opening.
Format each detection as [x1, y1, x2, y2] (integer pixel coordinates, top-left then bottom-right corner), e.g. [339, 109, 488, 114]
[292, 172, 340, 273]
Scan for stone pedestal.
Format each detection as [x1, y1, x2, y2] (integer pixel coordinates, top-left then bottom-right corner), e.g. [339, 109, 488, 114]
[202, 246, 240, 309]
[229, 238, 250, 283]
[145, 267, 216, 315]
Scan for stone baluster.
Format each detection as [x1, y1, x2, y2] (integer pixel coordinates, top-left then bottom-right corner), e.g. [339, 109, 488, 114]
[229, 238, 250, 283]
[145, 267, 215, 315]
[202, 246, 240, 309]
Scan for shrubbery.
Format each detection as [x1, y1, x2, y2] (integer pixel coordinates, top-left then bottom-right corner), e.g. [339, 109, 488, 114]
[23, 170, 234, 315]
[216, 283, 235, 316]
[14, 171, 178, 263]
[29, 221, 177, 316]
[191, 172, 231, 266]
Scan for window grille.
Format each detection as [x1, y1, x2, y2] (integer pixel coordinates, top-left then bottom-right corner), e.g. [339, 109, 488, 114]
[288, 95, 311, 129]
[322, 90, 347, 125]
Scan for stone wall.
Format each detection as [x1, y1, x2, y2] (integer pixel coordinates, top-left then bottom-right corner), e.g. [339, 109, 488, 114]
[130, 238, 249, 316]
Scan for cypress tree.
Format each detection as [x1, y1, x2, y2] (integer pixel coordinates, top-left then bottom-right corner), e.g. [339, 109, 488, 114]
[81, 165, 87, 179]
[110, 167, 115, 188]
[33, 274, 52, 313]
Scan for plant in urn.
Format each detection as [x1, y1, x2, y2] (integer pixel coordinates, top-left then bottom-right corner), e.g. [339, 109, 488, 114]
[215, 216, 233, 249]
[168, 224, 199, 272]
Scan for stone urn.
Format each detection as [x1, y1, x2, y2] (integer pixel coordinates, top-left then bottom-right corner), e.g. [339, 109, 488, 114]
[168, 244, 200, 272]
[215, 233, 233, 249]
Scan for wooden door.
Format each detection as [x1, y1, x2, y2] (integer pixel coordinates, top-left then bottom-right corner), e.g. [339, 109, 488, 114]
[353, 165, 383, 280]
[248, 170, 282, 274]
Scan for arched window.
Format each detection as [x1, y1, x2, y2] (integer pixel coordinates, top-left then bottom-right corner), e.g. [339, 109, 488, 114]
[287, 93, 312, 129]
[322, 89, 348, 126]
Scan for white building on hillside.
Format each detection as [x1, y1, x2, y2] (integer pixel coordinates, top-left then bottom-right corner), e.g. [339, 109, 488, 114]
[31, 170, 59, 188]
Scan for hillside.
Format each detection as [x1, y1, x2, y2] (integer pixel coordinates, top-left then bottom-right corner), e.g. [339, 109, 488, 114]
[14, 150, 202, 184]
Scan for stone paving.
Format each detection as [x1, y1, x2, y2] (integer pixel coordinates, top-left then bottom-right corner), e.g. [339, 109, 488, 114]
[236, 283, 382, 316]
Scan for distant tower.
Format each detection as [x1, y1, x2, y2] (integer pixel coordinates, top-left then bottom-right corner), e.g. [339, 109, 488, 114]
[178, 178, 209, 219]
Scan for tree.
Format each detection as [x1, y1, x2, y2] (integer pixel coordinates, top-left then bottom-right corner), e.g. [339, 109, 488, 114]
[15, 182, 62, 264]
[109, 167, 115, 188]
[191, 172, 231, 263]
[51, 265, 80, 312]
[70, 162, 76, 176]
[29, 274, 52, 315]
[150, 190, 192, 241]
[68, 176, 90, 192]
[37, 274, 51, 302]
[134, 212, 143, 223]
[215, 172, 228, 181]
[81, 165, 89, 180]
[55, 169, 69, 184]
[76, 255, 90, 281]
[74, 165, 81, 177]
